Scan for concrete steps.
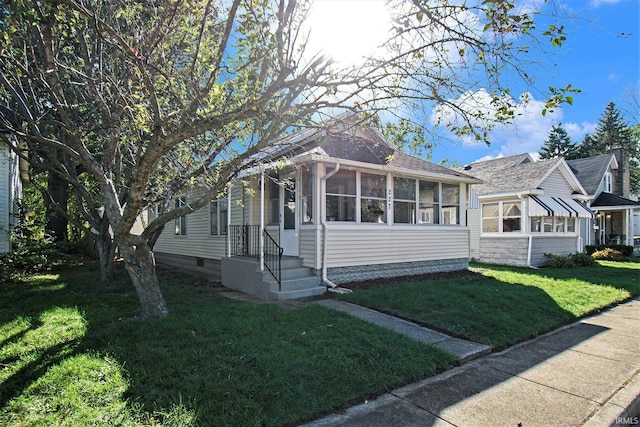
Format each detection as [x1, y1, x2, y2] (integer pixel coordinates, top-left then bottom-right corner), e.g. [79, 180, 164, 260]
[264, 256, 325, 300]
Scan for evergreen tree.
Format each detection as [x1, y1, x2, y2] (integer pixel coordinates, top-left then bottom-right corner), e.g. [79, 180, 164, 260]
[575, 102, 639, 194]
[539, 124, 577, 159]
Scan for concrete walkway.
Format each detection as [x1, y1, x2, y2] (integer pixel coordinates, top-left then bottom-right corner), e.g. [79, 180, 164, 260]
[304, 297, 640, 427]
[314, 299, 491, 362]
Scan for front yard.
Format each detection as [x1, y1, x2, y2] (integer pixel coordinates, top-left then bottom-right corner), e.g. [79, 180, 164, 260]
[339, 259, 640, 349]
[0, 263, 454, 427]
[1, 258, 638, 426]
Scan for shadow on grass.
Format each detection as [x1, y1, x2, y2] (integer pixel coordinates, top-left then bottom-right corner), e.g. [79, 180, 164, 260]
[1, 263, 457, 426]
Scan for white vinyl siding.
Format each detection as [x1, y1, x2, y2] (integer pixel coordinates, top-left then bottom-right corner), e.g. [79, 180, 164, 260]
[0, 144, 11, 253]
[468, 208, 481, 259]
[322, 225, 469, 268]
[539, 169, 574, 196]
[299, 226, 320, 269]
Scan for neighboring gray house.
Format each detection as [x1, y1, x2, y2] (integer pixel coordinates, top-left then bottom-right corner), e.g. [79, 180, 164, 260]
[0, 139, 29, 253]
[457, 154, 593, 267]
[151, 115, 480, 300]
[567, 151, 640, 250]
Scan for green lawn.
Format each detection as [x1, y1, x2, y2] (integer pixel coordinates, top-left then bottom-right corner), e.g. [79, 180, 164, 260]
[0, 263, 455, 427]
[339, 259, 640, 349]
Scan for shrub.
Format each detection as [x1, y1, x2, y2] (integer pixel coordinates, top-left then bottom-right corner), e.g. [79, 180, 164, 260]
[0, 241, 68, 282]
[591, 248, 626, 261]
[571, 252, 598, 266]
[543, 253, 574, 268]
[543, 252, 598, 268]
[586, 245, 633, 257]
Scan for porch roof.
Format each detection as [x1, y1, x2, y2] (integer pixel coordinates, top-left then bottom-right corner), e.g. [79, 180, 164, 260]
[591, 192, 640, 209]
[530, 195, 594, 218]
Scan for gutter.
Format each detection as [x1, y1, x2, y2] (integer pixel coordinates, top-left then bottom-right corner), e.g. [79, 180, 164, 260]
[319, 163, 352, 294]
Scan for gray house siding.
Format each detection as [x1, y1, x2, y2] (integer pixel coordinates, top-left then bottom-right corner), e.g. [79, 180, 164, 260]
[478, 236, 529, 267]
[530, 236, 578, 266]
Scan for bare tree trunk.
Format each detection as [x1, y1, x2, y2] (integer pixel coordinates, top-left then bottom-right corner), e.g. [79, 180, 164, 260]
[46, 171, 68, 242]
[119, 242, 168, 318]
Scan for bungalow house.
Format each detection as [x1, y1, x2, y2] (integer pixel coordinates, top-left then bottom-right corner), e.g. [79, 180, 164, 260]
[0, 138, 29, 253]
[151, 114, 481, 299]
[567, 150, 640, 251]
[456, 154, 593, 267]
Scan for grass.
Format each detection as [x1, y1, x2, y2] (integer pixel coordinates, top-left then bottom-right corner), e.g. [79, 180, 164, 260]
[0, 262, 455, 427]
[339, 258, 640, 349]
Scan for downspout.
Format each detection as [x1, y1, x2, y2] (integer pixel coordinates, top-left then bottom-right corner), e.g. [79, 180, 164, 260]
[523, 195, 535, 268]
[320, 163, 352, 294]
[259, 170, 264, 272]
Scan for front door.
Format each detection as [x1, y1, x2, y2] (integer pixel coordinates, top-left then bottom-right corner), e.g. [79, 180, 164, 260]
[280, 173, 299, 256]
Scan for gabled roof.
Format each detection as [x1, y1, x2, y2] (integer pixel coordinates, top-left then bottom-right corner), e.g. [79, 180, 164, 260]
[263, 113, 479, 183]
[566, 154, 617, 196]
[591, 192, 640, 208]
[455, 154, 566, 196]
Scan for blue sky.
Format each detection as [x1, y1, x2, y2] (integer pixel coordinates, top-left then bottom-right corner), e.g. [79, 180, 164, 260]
[307, 0, 639, 166]
[429, 0, 639, 166]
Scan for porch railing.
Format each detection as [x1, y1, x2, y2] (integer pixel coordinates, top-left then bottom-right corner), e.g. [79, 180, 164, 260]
[229, 225, 283, 288]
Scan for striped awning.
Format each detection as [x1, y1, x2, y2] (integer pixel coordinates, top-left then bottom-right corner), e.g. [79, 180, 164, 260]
[530, 195, 594, 218]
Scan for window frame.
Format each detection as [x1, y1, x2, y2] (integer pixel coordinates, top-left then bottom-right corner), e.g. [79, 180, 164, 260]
[481, 200, 522, 234]
[174, 196, 187, 236]
[530, 216, 578, 235]
[210, 199, 228, 236]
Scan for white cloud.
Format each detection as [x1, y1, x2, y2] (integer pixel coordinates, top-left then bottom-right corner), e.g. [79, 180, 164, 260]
[590, 0, 622, 7]
[608, 73, 620, 81]
[430, 89, 598, 159]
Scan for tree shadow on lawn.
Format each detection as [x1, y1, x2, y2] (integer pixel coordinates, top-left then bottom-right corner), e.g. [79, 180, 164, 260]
[1, 264, 457, 426]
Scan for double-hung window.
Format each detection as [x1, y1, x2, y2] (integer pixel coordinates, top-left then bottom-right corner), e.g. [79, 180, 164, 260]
[175, 197, 187, 235]
[361, 173, 386, 223]
[210, 199, 228, 235]
[326, 169, 356, 221]
[394, 177, 416, 224]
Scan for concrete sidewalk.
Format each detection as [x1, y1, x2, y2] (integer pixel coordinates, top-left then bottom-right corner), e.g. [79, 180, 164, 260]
[304, 297, 640, 427]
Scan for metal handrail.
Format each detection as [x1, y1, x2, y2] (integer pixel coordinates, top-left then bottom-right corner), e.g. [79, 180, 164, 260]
[229, 225, 283, 288]
[263, 229, 283, 290]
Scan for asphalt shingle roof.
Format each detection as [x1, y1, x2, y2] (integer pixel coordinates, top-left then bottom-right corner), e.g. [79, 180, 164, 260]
[454, 154, 559, 195]
[591, 192, 640, 207]
[566, 155, 613, 195]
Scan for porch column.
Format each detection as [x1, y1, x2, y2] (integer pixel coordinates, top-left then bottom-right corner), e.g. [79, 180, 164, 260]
[226, 189, 231, 257]
[259, 169, 265, 271]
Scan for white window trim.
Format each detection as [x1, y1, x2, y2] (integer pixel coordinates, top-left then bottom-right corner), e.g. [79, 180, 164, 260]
[481, 200, 523, 234]
[530, 216, 578, 235]
[175, 197, 187, 236]
[323, 170, 462, 226]
[604, 172, 613, 193]
[209, 199, 228, 236]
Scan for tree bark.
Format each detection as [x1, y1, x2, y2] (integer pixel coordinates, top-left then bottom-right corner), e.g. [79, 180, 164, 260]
[95, 222, 116, 283]
[46, 171, 69, 242]
[119, 242, 168, 318]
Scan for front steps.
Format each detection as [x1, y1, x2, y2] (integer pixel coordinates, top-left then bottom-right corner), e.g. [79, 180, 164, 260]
[221, 256, 326, 301]
[264, 256, 326, 300]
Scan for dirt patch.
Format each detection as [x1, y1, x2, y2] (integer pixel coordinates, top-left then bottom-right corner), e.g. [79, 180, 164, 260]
[338, 268, 482, 292]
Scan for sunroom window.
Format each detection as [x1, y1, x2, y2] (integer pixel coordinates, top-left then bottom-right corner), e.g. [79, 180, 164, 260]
[442, 183, 460, 225]
[326, 169, 356, 221]
[361, 173, 386, 223]
[482, 203, 499, 232]
[502, 201, 521, 232]
[394, 177, 416, 224]
[482, 200, 521, 233]
[418, 180, 439, 224]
